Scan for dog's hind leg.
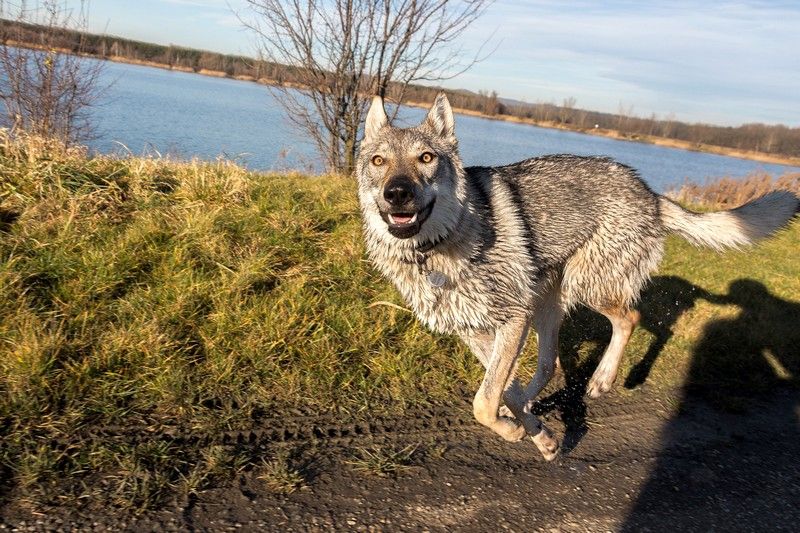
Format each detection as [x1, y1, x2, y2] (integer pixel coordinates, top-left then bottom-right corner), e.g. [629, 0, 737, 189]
[586, 307, 641, 398]
[522, 283, 565, 403]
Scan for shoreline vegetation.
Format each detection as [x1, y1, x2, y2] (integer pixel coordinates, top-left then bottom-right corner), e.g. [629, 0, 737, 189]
[2, 19, 800, 167]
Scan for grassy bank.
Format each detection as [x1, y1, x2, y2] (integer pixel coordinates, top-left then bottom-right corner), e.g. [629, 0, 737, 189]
[0, 136, 479, 509]
[1, 136, 798, 510]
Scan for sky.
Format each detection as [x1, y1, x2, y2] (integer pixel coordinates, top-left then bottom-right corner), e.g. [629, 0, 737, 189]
[75, 0, 800, 127]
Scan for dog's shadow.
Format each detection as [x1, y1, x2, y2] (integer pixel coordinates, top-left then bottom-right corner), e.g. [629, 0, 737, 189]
[531, 275, 727, 453]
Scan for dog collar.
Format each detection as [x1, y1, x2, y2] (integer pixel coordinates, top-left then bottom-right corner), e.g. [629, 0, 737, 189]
[399, 234, 445, 264]
[415, 239, 438, 254]
[399, 236, 450, 288]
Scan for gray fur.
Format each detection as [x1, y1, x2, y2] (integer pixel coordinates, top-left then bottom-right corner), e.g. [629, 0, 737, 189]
[356, 94, 800, 459]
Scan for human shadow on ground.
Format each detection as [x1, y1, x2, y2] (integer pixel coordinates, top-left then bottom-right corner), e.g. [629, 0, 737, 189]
[621, 279, 800, 530]
[533, 275, 722, 453]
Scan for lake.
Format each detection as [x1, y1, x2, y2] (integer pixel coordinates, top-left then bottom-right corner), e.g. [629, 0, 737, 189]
[89, 61, 800, 193]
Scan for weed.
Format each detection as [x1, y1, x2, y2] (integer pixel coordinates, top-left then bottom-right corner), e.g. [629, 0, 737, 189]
[347, 443, 419, 478]
[424, 439, 449, 459]
[666, 171, 800, 208]
[181, 445, 247, 496]
[257, 449, 307, 494]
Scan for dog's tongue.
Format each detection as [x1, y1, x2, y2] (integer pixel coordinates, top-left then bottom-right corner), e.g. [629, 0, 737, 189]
[392, 213, 414, 224]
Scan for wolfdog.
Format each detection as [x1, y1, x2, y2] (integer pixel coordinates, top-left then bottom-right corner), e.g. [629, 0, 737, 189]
[355, 93, 799, 460]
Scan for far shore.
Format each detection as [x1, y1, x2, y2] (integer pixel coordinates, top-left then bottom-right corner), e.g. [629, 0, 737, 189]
[403, 102, 800, 168]
[12, 40, 800, 169]
[119, 55, 800, 168]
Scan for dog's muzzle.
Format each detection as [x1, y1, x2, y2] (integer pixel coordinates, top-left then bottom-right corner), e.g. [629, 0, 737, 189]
[378, 176, 434, 238]
[379, 199, 436, 238]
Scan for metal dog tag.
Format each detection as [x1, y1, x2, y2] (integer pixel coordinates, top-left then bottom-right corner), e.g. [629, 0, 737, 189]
[427, 270, 448, 288]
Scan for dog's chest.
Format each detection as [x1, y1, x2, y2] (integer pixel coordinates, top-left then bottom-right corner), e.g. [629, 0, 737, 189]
[401, 266, 490, 332]
[385, 253, 531, 333]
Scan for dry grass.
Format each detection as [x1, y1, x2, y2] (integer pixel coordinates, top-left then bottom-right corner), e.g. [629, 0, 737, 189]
[0, 131, 476, 510]
[257, 448, 307, 494]
[666, 171, 800, 208]
[347, 444, 419, 478]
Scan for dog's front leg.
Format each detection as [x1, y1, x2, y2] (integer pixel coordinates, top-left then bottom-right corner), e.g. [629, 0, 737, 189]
[468, 318, 561, 461]
[471, 317, 531, 443]
[461, 330, 528, 422]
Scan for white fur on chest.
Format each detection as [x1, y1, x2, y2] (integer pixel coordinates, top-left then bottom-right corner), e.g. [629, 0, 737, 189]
[386, 253, 495, 333]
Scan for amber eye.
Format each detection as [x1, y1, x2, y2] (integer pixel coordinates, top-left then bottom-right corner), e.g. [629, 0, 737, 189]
[420, 152, 435, 164]
[371, 155, 384, 166]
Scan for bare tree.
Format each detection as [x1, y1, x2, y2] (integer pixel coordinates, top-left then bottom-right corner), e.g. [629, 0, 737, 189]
[240, 0, 493, 175]
[616, 101, 634, 132]
[661, 112, 677, 138]
[558, 96, 576, 124]
[646, 112, 657, 136]
[0, 0, 106, 145]
[477, 89, 499, 115]
[575, 108, 588, 129]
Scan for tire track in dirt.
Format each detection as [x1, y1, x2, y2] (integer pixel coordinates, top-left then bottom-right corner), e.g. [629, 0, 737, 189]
[51, 389, 678, 452]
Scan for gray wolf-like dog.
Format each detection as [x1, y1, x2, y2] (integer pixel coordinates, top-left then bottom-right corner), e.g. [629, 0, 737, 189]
[356, 93, 799, 460]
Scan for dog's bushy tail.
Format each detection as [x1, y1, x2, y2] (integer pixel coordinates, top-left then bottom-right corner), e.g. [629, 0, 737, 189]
[659, 191, 799, 251]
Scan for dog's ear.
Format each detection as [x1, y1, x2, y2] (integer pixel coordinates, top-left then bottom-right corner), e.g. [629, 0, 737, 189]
[423, 93, 455, 140]
[365, 96, 388, 143]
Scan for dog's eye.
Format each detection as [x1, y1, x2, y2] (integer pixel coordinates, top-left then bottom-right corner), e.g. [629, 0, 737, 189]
[371, 155, 384, 166]
[419, 152, 435, 164]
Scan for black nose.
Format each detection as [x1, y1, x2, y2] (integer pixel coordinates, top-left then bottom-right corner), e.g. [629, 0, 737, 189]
[383, 177, 415, 206]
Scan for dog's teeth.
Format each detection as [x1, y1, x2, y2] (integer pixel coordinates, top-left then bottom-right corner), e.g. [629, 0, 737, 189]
[388, 213, 417, 225]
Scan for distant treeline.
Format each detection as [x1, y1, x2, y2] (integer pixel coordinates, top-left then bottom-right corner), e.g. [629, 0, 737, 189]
[3, 18, 799, 158]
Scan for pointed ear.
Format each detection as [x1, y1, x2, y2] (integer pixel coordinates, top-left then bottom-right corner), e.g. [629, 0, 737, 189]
[423, 93, 455, 139]
[364, 96, 388, 143]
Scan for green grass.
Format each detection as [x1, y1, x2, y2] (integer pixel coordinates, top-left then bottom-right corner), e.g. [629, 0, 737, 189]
[0, 135, 478, 509]
[1, 134, 798, 509]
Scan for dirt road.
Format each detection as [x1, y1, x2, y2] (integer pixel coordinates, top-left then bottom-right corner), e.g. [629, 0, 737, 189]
[3, 384, 799, 532]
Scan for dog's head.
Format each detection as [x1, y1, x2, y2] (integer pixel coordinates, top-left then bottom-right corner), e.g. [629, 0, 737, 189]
[356, 93, 466, 247]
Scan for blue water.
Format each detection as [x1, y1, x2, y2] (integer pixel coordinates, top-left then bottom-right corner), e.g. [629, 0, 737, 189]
[89, 60, 800, 192]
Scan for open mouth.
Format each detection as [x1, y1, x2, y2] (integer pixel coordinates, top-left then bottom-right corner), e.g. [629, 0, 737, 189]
[388, 212, 418, 225]
[381, 199, 435, 239]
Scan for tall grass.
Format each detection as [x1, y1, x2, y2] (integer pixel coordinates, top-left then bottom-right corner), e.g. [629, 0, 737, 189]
[0, 132, 477, 508]
[666, 171, 800, 208]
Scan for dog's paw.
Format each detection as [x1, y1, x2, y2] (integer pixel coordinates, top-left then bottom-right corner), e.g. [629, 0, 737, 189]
[587, 372, 615, 398]
[498, 405, 515, 419]
[498, 417, 527, 442]
[531, 426, 560, 461]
